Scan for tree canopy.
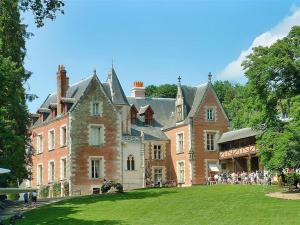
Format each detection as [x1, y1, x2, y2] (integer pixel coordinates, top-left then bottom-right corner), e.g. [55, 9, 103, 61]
[145, 84, 177, 98]
[0, 0, 64, 187]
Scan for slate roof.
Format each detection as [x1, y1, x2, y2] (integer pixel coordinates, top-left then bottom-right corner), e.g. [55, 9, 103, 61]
[103, 68, 129, 105]
[217, 128, 259, 144]
[33, 75, 94, 126]
[127, 97, 176, 140]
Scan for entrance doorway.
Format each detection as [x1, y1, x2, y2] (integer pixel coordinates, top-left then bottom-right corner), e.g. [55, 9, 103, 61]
[251, 157, 259, 171]
[235, 158, 247, 172]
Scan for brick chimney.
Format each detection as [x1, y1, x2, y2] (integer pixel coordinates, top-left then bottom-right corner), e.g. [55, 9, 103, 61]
[131, 81, 145, 98]
[57, 64, 68, 115]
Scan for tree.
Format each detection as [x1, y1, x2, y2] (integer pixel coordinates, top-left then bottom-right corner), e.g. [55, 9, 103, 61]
[145, 84, 177, 98]
[0, 0, 64, 187]
[242, 26, 300, 172]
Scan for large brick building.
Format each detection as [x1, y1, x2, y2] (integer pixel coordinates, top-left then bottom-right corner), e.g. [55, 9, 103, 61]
[30, 65, 258, 195]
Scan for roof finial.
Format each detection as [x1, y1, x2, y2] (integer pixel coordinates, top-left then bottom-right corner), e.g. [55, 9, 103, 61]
[208, 72, 212, 82]
[93, 69, 97, 76]
[178, 75, 182, 84]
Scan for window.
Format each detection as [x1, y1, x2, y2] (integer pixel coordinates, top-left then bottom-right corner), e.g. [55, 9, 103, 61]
[36, 134, 43, 154]
[60, 126, 67, 147]
[206, 133, 215, 151]
[206, 108, 215, 121]
[49, 161, 55, 183]
[131, 105, 138, 124]
[89, 125, 104, 146]
[154, 145, 162, 160]
[154, 168, 163, 183]
[48, 130, 55, 150]
[90, 158, 102, 179]
[176, 105, 183, 121]
[176, 133, 184, 153]
[37, 164, 43, 185]
[91, 102, 102, 116]
[61, 158, 67, 180]
[145, 111, 153, 126]
[178, 161, 185, 183]
[127, 155, 135, 170]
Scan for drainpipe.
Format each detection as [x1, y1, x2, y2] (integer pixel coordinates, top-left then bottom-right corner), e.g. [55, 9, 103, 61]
[141, 131, 145, 188]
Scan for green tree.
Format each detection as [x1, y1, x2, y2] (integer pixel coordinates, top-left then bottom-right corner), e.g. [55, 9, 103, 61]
[242, 26, 300, 172]
[145, 84, 177, 98]
[0, 0, 64, 187]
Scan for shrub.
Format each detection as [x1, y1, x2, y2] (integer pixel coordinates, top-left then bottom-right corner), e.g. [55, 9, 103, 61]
[285, 173, 300, 190]
[101, 180, 123, 194]
[7, 193, 19, 201]
[52, 182, 61, 197]
[39, 185, 50, 198]
[63, 181, 69, 197]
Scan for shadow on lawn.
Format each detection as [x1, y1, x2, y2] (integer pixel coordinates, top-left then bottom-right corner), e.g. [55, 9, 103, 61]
[61, 189, 178, 206]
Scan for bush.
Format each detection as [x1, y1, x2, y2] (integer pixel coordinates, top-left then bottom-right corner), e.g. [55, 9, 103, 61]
[63, 181, 69, 197]
[285, 173, 300, 190]
[7, 193, 19, 201]
[39, 185, 50, 198]
[52, 182, 61, 197]
[101, 180, 123, 194]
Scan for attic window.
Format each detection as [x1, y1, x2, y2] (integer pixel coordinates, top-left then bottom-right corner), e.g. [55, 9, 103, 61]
[145, 110, 153, 126]
[130, 105, 138, 124]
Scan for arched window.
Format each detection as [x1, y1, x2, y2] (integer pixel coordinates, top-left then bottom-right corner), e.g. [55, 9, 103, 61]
[127, 155, 135, 171]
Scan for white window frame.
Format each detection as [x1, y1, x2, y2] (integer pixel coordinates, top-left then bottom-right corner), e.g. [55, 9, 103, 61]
[153, 167, 163, 183]
[153, 145, 163, 160]
[206, 107, 215, 121]
[126, 155, 135, 171]
[177, 160, 185, 184]
[204, 130, 219, 151]
[48, 160, 55, 183]
[36, 133, 43, 154]
[48, 129, 55, 151]
[176, 132, 184, 154]
[60, 125, 67, 147]
[90, 101, 103, 117]
[60, 157, 67, 180]
[89, 156, 104, 179]
[37, 163, 43, 185]
[89, 124, 105, 146]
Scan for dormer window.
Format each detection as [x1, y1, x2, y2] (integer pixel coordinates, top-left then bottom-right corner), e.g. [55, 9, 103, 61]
[138, 105, 154, 126]
[130, 105, 138, 124]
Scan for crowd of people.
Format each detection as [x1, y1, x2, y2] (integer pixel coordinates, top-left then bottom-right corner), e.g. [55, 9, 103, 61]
[208, 171, 272, 185]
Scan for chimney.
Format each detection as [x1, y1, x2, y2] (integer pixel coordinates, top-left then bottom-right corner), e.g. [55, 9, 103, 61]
[57, 64, 68, 115]
[131, 81, 145, 98]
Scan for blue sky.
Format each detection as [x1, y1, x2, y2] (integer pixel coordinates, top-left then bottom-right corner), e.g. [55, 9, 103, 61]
[24, 0, 300, 112]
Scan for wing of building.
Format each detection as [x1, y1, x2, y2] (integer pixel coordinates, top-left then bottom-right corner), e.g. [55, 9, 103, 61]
[29, 65, 260, 196]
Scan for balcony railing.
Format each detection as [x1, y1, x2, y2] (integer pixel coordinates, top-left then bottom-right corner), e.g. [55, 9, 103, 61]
[219, 145, 257, 160]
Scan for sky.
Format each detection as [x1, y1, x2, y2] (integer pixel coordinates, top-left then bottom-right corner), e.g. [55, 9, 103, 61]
[24, 0, 300, 112]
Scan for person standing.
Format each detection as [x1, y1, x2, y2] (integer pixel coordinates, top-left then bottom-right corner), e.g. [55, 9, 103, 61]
[23, 192, 29, 205]
[32, 191, 37, 206]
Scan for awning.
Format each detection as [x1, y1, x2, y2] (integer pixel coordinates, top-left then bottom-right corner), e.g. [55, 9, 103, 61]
[208, 164, 219, 172]
[0, 168, 11, 174]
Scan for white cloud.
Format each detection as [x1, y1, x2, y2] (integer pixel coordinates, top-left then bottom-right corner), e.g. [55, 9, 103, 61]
[218, 7, 300, 81]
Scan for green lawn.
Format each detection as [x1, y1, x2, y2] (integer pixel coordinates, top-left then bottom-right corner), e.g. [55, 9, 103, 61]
[18, 185, 300, 225]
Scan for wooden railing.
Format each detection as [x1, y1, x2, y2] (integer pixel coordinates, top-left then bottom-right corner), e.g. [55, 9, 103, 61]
[219, 145, 257, 159]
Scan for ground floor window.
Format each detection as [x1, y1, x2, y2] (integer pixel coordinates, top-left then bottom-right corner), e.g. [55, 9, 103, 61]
[61, 158, 67, 180]
[177, 161, 185, 183]
[49, 161, 55, 183]
[37, 164, 43, 185]
[154, 168, 163, 184]
[90, 158, 102, 179]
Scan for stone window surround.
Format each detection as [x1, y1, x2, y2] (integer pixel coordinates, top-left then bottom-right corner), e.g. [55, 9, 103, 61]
[60, 124, 67, 147]
[48, 129, 55, 151]
[151, 142, 166, 160]
[176, 160, 185, 184]
[204, 106, 217, 122]
[88, 156, 104, 180]
[151, 166, 166, 183]
[48, 160, 55, 183]
[176, 131, 184, 154]
[88, 124, 105, 147]
[126, 154, 135, 171]
[37, 163, 43, 186]
[90, 101, 103, 117]
[203, 130, 220, 151]
[60, 157, 67, 180]
[36, 132, 43, 154]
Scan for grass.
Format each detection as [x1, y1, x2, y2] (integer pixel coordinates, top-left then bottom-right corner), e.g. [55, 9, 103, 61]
[17, 185, 300, 225]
